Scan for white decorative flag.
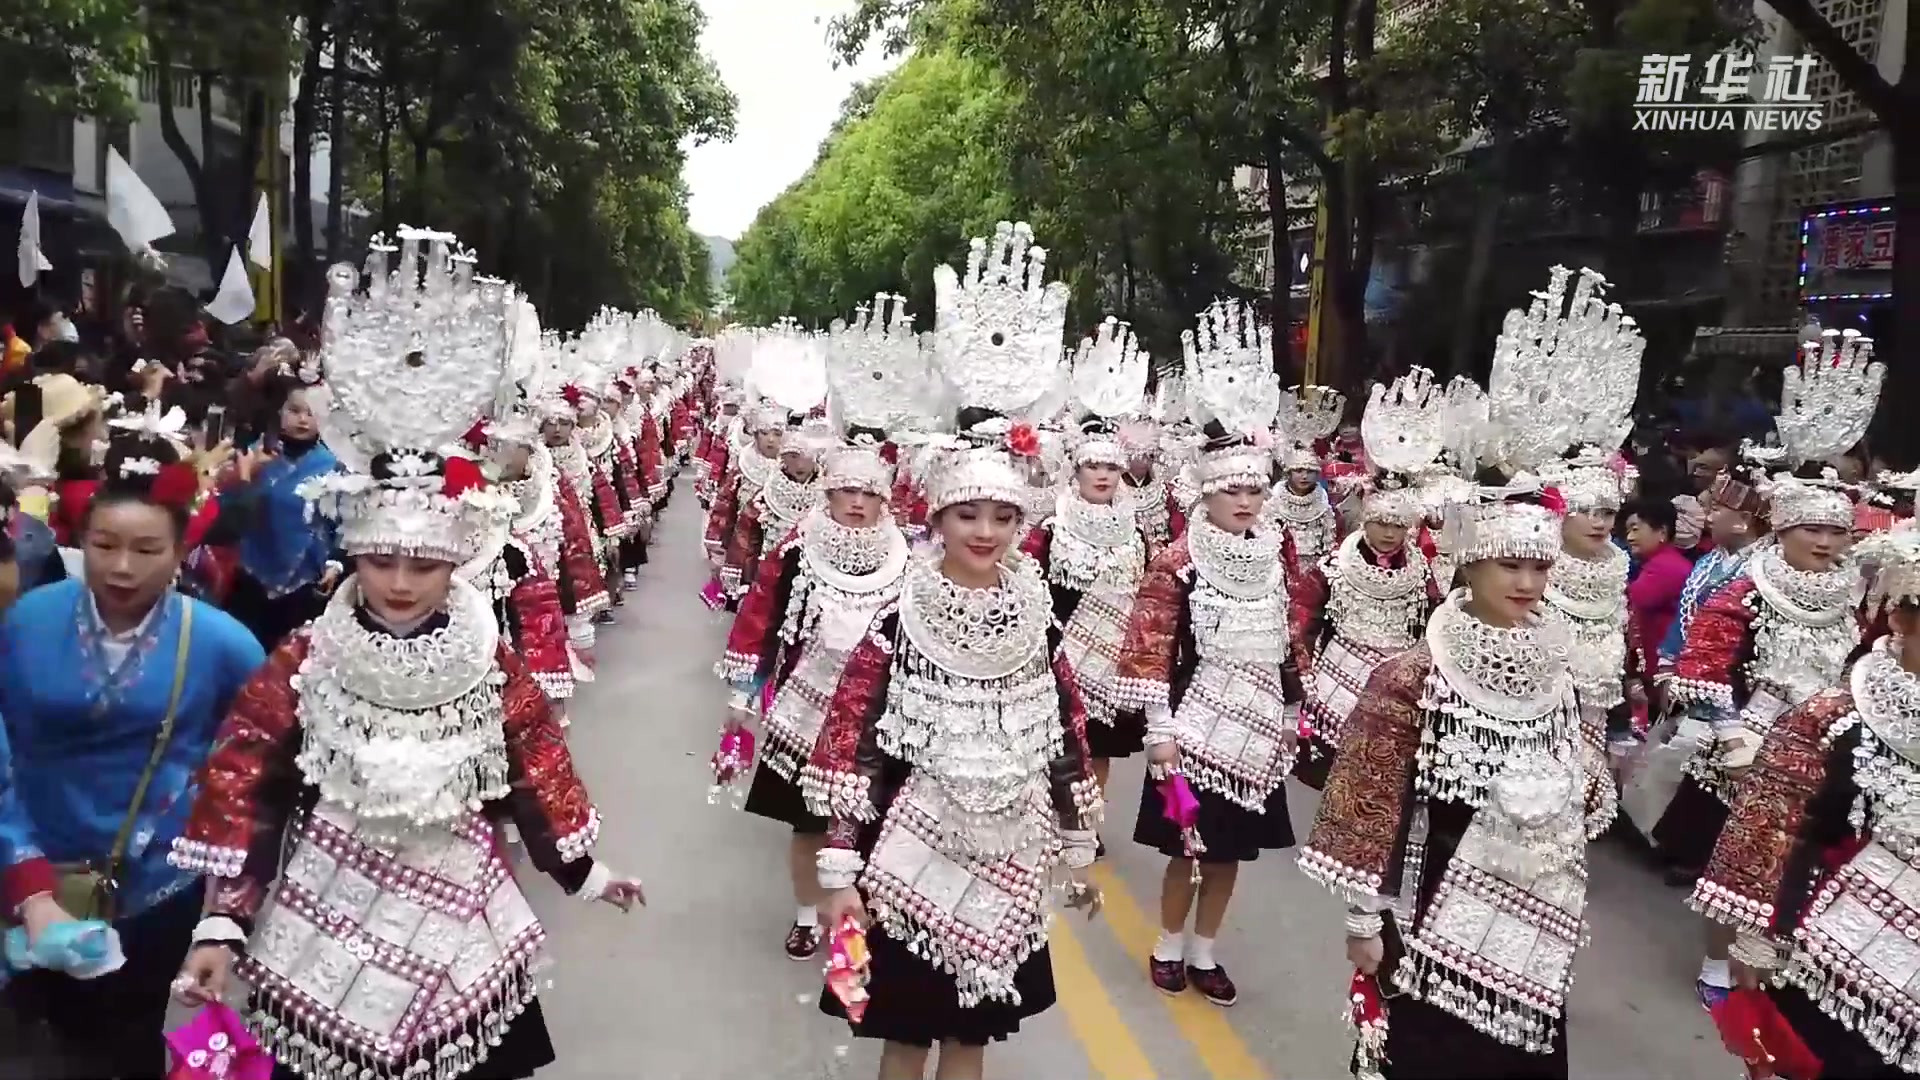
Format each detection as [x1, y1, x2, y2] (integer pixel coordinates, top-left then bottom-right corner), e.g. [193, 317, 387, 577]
[17, 191, 48, 287]
[205, 247, 256, 325]
[247, 193, 272, 269]
[105, 147, 174, 253]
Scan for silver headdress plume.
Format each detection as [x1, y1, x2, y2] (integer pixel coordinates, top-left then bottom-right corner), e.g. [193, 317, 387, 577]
[824, 293, 927, 494]
[1764, 330, 1883, 531]
[1356, 366, 1447, 525]
[924, 221, 1069, 513]
[1487, 266, 1643, 475]
[306, 225, 515, 562]
[1067, 316, 1149, 467]
[1181, 299, 1280, 498]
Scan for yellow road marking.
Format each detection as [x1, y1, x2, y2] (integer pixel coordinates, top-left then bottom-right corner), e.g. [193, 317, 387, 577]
[1090, 863, 1272, 1080]
[1050, 915, 1160, 1080]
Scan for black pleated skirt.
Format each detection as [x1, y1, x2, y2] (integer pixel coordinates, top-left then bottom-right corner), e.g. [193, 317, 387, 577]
[742, 760, 828, 833]
[818, 925, 1055, 1047]
[1132, 773, 1294, 863]
[1649, 775, 1731, 870]
[1085, 708, 1148, 759]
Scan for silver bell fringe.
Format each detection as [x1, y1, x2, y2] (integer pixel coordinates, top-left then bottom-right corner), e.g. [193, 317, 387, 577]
[246, 963, 539, 1080]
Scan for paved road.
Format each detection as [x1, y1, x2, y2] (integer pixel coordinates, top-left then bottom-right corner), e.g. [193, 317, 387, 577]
[526, 491, 1735, 1079]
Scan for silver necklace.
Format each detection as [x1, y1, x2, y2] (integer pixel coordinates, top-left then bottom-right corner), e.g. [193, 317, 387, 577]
[897, 554, 1048, 680]
[803, 509, 907, 587]
[1187, 517, 1284, 600]
[1272, 485, 1331, 526]
[758, 468, 821, 531]
[1545, 545, 1627, 622]
[1427, 589, 1571, 721]
[1750, 543, 1853, 626]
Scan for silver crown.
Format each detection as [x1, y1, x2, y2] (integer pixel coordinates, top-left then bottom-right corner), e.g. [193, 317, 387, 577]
[321, 227, 511, 460]
[932, 221, 1069, 416]
[1488, 266, 1644, 472]
[1182, 299, 1279, 437]
[827, 293, 930, 431]
[1286, 385, 1347, 442]
[1777, 329, 1882, 466]
[1362, 367, 1448, 476]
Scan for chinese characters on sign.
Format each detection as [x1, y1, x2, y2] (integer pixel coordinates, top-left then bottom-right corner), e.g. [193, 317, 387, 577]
[1634, 51, 1824, 131]
[1800, 204, 1895, 303]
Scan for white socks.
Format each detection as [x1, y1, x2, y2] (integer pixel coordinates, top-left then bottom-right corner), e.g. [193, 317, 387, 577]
[1153, 931, 1219, 968]
[795, 904, 819, 929]
[1699, 957, 1731, 988]
[1189, 935, 1218, 971]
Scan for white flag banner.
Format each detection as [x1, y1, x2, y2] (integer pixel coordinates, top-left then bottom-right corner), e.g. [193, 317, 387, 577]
[247, 193, 272, 269]
[205, 247, 256, 325]
[17, 191, 45, 287]
[105, 147, 174, 252]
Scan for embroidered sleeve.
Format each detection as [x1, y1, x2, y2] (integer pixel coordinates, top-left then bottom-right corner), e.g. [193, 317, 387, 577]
[1673, 578, 1755, 727]
[1299, 648, 1430, 906]
[1288, 559, 1331, 678]
[722, 499, 763, 595]
[1019, 523, 1051, 565]
[1166, 495, 1186, 541]
[799, 612, 895, 824]
[719, 532, 798, 685]
[0, 717, 54, 913]
[171, 636, 310, 910]
[555, 482, 610, 616]
[704, 472, 740, 560]
[1579, 702, 1618, 838]
[496, 645, 600, 869]
[1691, 689, 1854, 939]
[1115, 542, 1189, 712]
[1049, 653, 1101, 829]
[507, 572, 573, 700]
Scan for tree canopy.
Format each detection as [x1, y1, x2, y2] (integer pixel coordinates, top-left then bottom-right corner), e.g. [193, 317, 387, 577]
[13, 0, 734, 330]
[735, 0, 1752, 386]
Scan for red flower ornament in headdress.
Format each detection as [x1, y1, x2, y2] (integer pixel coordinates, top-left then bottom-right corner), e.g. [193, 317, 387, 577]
[151, 462, 202, 509]
[1005, 422, 1041, 459]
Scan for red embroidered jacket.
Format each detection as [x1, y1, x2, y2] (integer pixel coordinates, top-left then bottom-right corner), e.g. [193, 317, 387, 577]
[177, 633, 600, 921]
[552, 475, 610, 617]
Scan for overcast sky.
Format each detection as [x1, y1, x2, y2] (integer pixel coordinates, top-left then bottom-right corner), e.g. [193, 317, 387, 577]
[684, 1, 901, 240]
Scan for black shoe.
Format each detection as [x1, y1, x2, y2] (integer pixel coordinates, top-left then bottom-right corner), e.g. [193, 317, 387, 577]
[1150, 958, 1187, 995]
[1187, 964, 1238, 1007]
[784, 923, 821, 961]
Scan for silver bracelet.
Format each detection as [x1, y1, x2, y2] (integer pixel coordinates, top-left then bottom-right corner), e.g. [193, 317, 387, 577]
[1344, 909, 1384, 939]
[191, 915, 248, 947]
[1729, 932, 1782, 972]
[1060, 828, 1098, 870]
[817, 848, 864, 892]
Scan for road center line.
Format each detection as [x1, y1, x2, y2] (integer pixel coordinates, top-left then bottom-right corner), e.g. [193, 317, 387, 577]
[1049, 914, 1160, 1080]
[1090, 863, 1272, 1080]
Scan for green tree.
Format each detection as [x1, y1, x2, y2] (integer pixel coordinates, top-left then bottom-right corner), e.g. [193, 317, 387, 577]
[1, 0, 147, 118]
[727, 50, 1017, 326]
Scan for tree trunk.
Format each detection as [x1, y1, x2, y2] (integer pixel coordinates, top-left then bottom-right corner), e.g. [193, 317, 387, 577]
[152, 44, 211, 261]
[196, 74, 228, 268]
[377, 77, 393, 235]
[1447, 137, 1513, 377]
[410, 134, 431, 223]
[1262, 135, 1294, 376]
[323, 20, 349, 261]
[292, 2, 327, 271]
